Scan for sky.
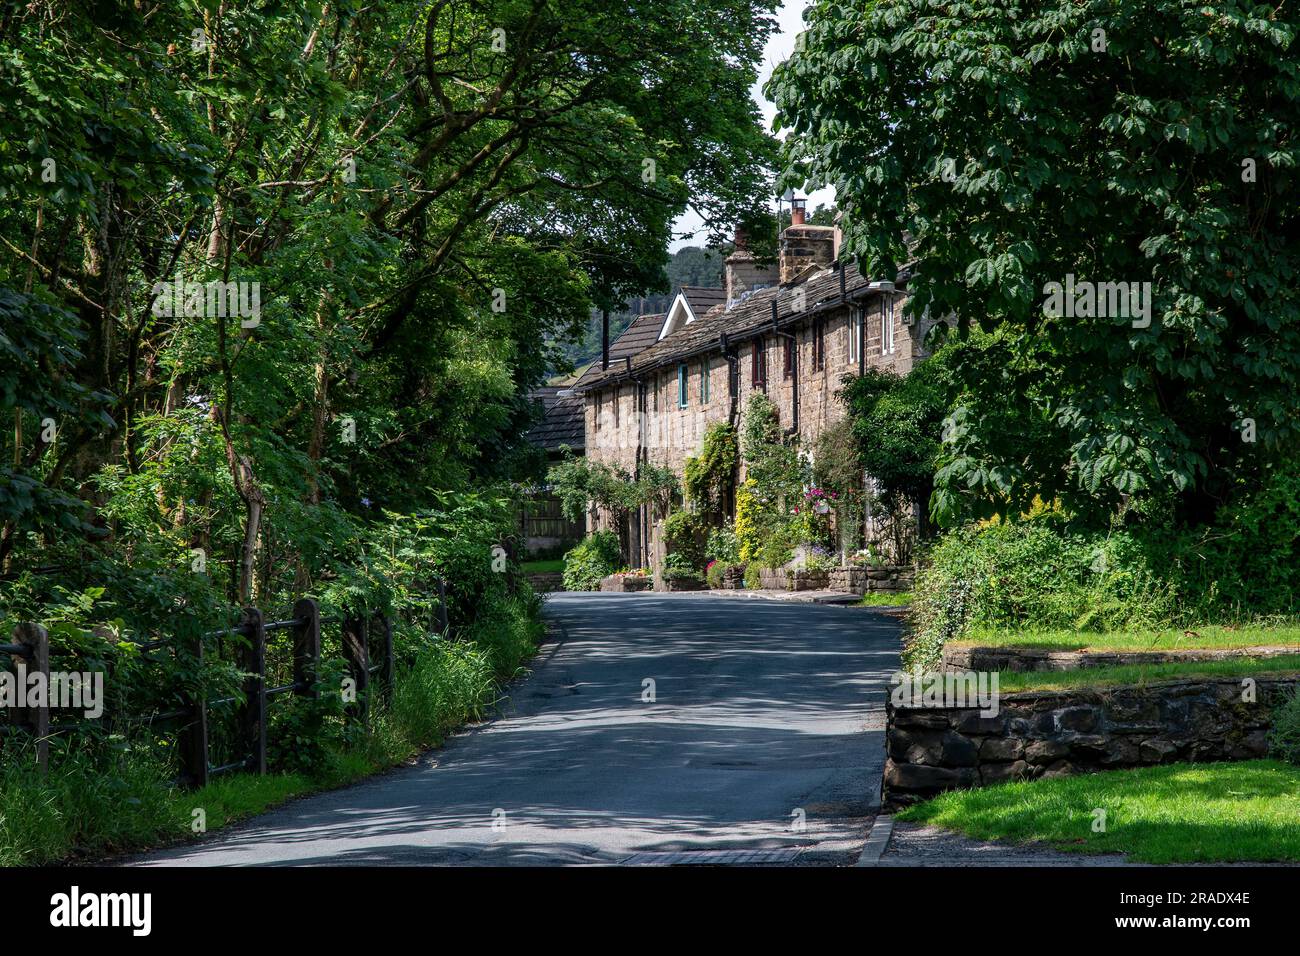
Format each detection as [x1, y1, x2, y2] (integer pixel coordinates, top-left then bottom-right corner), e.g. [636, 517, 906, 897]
[668, 0, 835, 251]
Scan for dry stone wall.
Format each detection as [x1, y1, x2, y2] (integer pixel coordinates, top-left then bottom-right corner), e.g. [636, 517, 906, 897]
[882, 677, 1298, 808]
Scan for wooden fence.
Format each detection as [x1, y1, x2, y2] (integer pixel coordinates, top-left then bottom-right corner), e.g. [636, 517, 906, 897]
[0, 588, 448, 788]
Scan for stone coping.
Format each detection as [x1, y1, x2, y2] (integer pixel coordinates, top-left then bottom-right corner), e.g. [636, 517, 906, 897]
[942, 643, 1300, 673]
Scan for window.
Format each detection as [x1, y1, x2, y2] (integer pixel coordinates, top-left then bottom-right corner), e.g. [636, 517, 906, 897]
[613, 385, 620, 428]
[594, 393, 601, 432]
[813, 318, 826, 371]
[783, 336, 794, 379]
[653, 374, 659, 412]
[701, 358, 710, 404]
[881, 296, 896, 355]
[677, 364, 688, 408]
[751, 338, 766, 390]
[848, 308, 863, 364]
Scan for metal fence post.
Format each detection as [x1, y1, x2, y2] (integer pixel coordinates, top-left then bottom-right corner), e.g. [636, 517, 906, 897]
[436, 578, 449, 634]
[179, 631, 209, 789]
[291, 598, 321, 699]
[238, 607, 267, 774]
[373, 613, 394, 702]
[12, 623, 49, 776]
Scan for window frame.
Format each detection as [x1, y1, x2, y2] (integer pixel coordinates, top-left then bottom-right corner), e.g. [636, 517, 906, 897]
[677, 363, 689, 408]
[701, 358, 710, 404]
[881, 296, 896, 355]
[848, 308, 863, 364]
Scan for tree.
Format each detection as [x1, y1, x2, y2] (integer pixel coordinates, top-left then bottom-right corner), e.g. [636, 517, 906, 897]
[769, 0, 1300, 527]
[0, 0, 779, 601]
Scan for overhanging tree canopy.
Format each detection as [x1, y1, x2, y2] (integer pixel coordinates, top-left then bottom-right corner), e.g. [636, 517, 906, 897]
[769, 0, 1300, 526]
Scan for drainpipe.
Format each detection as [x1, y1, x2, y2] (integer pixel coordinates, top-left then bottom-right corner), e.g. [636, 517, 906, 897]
[635, 377, 647, 569]
[721, 332, 739, 427]
[770, 299, 799, 436]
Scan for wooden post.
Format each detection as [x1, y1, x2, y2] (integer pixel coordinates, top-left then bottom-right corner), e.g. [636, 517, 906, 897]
[435, 578, 449, 634]
[12, 623, 49, 776]
[237, 608, 267, 774]
[341, 614, 369, 723]
[291, 598, 321, 699]
[179, 632, 209, 788]
[372, 613, 394, 702]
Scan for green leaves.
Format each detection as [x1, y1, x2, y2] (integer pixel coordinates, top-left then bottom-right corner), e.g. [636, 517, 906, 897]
[774, 0, 1300, 525]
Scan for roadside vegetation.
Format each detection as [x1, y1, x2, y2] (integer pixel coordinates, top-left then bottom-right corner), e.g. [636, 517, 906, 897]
[0, 595, 542, 866]
[0, 1, 784, 864]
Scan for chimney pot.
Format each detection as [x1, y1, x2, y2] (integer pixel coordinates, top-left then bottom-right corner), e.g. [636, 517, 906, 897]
[791, 197, 807, 226]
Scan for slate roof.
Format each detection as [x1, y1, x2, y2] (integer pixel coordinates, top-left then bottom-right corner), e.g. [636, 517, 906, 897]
[524, 386, 584, 452]
[572, 311, 666, 389]
[680, 285, 726, 316]
[577, 262, 883, 391]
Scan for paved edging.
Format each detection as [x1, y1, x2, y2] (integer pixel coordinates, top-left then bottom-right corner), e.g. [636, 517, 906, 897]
[854, 814, 894, 866]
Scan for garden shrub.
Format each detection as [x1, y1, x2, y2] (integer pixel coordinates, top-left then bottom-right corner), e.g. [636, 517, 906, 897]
[663, 510, 707, 570]
[663, 551, 703, 581]
[705, 525, 741, 564]
[735, 480, 763, 563]
[905, 517, 1176, 669]
[562, 531, 621, 591]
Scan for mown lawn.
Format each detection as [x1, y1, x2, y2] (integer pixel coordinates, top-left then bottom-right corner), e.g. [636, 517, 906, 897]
[898, 760, 1300, 863]
[997, 655, 1300, 693]
[521, 558, 565, 573]
[957, 623, 1300, 652]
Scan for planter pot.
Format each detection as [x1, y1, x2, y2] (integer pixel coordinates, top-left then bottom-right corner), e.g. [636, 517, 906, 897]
[708, 563, 747, 590]
[600, 574, 651, 592]
[720, 564, 746, 589]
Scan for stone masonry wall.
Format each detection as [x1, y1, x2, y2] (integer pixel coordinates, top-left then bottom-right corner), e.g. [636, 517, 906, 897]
[882, 676, 1298, 808]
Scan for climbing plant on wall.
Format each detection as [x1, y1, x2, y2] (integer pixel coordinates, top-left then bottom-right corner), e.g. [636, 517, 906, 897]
[684, 422, 738, 522]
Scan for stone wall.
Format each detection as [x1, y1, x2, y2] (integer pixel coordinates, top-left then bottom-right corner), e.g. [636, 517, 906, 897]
[526, 571, 564, 593]
[829, 566, 914, 595]
[882, 676, 1299, 808]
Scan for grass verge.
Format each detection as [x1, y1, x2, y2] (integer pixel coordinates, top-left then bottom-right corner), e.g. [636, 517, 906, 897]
[956, 623, 1300, 652]
[897, 760, 1300, 863]
[0, 592, 545, 866]
[859, 591, 913, 607]
[997, 655, 1300, 693]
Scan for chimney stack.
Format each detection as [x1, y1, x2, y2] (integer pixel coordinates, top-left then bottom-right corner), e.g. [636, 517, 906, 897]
[724, 225, 774, 307]
[779, 199, 837, 285]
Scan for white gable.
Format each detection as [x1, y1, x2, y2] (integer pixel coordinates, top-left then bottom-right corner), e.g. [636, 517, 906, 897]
[657, 292, 695, 341]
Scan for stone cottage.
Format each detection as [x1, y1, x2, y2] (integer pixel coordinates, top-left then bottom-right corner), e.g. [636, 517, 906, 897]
[575, 202, 933, 570]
